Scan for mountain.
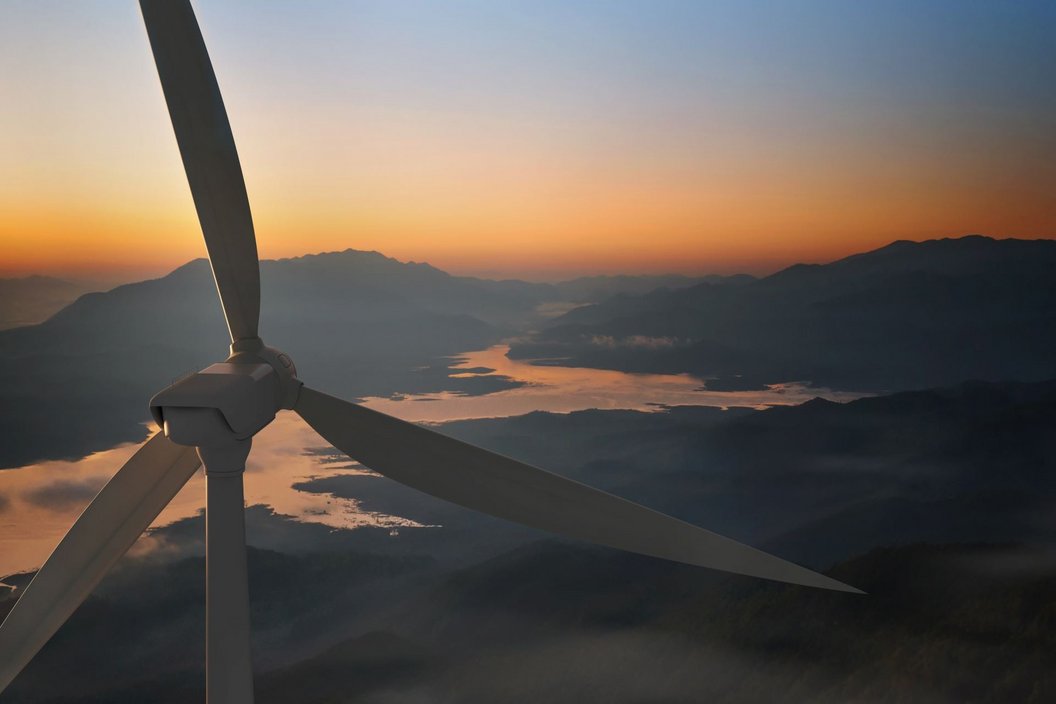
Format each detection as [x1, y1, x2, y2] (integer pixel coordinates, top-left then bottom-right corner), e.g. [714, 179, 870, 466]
[377, 541, 1055, 704]
[551, 273, 753, 303]
[265, 250, 550, 328]
[0, 250, 802, 468]
[0, 251, 536, 468]
[509, 235, 1056, 392]
[455, 272, 754, 319]
[271, 252, 746, 319]
[0, 276, 98, 330]
[446, 378, 1056, 563]
[5, 239, 1054, 701]
[7, 542, 1053, 703]
[291, 375, 1056, 576]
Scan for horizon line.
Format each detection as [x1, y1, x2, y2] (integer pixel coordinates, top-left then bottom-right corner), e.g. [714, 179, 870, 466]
[2, 232, 1054, 286]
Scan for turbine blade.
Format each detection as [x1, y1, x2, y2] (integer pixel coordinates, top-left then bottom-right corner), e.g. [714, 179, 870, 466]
[0, 434, 201, 693]
[294, 386, 862, 593]
[140, 0, 261, 344]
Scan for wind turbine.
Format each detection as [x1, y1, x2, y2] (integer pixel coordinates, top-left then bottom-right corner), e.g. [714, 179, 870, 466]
[0, 1, 860, 702]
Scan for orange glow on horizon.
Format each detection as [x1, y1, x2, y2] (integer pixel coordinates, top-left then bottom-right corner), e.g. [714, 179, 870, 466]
[2, 209, 1054, 282]
[5, 103, 1053, 281]
[3, 180, 1053, 281]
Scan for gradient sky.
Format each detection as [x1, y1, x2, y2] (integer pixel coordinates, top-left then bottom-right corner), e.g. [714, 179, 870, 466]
[2, 0, 1054, 281]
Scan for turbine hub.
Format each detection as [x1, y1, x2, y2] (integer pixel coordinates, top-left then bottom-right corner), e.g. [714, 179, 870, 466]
[229, 339, 301, 410]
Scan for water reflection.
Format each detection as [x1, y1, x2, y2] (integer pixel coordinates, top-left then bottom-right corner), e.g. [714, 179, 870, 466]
[0, 414, 426, 577]
[0, 344, 863, 577]
[359, 345, 863, 422]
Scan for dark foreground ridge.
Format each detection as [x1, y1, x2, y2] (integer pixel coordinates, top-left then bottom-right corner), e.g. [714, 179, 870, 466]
[2, 375, 1054, 702]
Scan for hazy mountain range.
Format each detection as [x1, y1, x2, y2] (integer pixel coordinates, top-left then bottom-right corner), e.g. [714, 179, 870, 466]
[0, 251, 743, 468]
[0, 276, 98, 331]
[2, 235, 1055, 702]
[511, 235, 1056, 392]
[0, 257, 729, 333]
[2, 235, 1054, 467]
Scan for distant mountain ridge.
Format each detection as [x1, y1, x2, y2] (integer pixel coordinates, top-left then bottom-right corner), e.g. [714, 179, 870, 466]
[0, 276, 98, 331]
[265, 249, 748, 315]
[0, 251, 511, 467]
[510, 235, 1056, 392]
[547, 272, 753, 303]
[0, 249, 742, 467]
[3, 235, 1054, 466]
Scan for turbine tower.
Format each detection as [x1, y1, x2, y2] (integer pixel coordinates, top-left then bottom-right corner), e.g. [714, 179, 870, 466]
[0, 2, 860, 702]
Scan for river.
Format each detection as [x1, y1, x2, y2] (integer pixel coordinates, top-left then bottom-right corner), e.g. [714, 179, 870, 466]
[0, 345, 862, 577]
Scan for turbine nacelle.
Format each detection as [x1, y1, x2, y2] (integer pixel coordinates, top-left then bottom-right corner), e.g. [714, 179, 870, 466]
[149, 343, 301, 454]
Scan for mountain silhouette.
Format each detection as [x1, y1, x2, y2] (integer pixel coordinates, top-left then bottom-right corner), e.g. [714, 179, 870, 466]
[0, 251, 519, 467]
[0, 250, 746, 468]
[510, 235, 1056, 391]
[0, 276, 97, 331]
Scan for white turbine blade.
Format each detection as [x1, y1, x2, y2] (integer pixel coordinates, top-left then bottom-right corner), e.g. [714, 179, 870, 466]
[140, 0, 261, 344]
[295, 386, 862, 593]
[0, 434, 201, 694]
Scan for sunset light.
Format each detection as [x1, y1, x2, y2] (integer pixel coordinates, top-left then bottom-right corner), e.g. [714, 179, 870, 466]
[2, 1, 1052, 281]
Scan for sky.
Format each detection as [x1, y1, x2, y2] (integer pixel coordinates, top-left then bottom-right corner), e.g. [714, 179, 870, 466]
[1, 0, 1054, 282]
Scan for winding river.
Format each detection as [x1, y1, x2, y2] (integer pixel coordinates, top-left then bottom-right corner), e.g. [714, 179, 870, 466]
[0, 345, 862, 577]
